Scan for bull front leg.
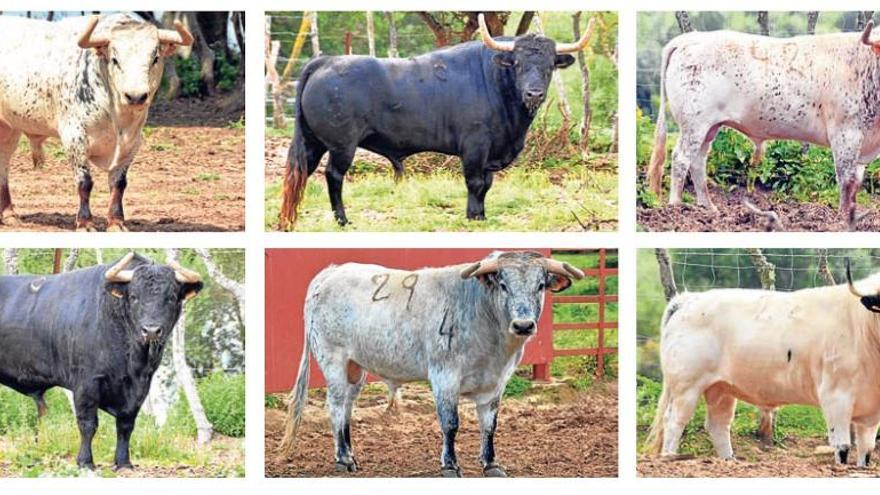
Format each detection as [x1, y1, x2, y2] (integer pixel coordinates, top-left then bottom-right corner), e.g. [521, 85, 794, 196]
[461, 146, 492, 221]
[60, 128, 96, 232]
[430, 374, 462, 477]
[819, 390, 855, 465]
[0, 126, 21, 226]
[854, 421, 880, 468]
[477, 397, 506, 477]
[107, 166, 129, 232]
[73, 391, 99, 470]
[113, 414, 137, 470]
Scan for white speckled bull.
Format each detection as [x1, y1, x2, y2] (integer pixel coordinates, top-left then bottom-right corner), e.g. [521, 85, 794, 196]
[0, 14, 192, 231]
[646, 260, 880, 467]
[279, 251, 584, 477]
[647, 22, 880, 230]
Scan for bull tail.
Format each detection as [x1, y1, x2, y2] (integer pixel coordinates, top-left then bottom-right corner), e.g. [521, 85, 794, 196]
[646, 41, 677, 198]
[279, 318, 312, 456]
[644, 375, 670, 455]
[279, 60, 322, 231]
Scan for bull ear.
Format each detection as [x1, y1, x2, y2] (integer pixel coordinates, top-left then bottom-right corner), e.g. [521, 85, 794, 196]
[546, 273, 572, 293]
[160, 43, 178, 58]
[493, 52, 516, 68]
[554, 54, 575, 69]
[104, 282, 128, 299]
[180, 281, 203, 301]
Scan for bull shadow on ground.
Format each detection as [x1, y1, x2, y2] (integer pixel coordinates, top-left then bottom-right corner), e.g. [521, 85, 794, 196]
[10, 213, 234, 232]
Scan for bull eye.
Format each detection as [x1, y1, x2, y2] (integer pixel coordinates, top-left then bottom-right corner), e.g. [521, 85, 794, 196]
[152, 55, 159, 66]
[130, 295, 138, 304]
[537, 282, 545, 292]
[499, 281, 509, 293]
[111, 57, 120, 68]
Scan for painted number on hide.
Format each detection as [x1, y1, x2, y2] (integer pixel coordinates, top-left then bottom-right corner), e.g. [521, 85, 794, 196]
[402, 274, 418, 310]
[371, 272, 419, 308]
[371, 273, 391, 301]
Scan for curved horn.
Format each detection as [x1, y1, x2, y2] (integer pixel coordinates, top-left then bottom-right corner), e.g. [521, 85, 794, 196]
[846, 258, 873, 298]
[78, 15, 110, 49]
[863, 20, 876, 47]
[556, 16, 595, 54]
[478, 13, 514, 52]
[542, 258, 585, 280]
[105, 252, 136, 283]
[158, 20, 194, 46]
[460, 258, 500, 279]
[168, 260, 202, 283]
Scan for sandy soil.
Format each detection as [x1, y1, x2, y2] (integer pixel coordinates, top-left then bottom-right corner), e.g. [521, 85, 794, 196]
[0, 95, 244, 232]
[265, 381, 618, 478]
[637, 185, 880, 232]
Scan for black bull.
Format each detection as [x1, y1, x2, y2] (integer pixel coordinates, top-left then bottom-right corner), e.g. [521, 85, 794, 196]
[279, 15, 594, 228]
[0, 253, 202, 470]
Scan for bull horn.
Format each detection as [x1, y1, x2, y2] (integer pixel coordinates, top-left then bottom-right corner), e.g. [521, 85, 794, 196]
[168, 260, 202, 283]
[542, 258, 585, 280]
[556, 16, 595, 54]
[105, 252, 136, 283]
[158, 20, 194, 46]
[846, 258, 874, 298]
[863, 20, 876, 47]
[78, 15, 110, 49]
[478, 13, 514, 52]
[461, 258, 500, 279]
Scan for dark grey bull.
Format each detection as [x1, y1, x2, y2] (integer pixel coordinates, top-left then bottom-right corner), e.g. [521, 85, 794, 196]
[279, 251, 584, 477]
[279, 14, 594, 229]
[0, 252, 202, 470]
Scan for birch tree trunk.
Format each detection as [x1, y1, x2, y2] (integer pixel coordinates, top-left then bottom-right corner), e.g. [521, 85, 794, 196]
[386, 12, 398, 58]
[309, 11, 321, 56]
[573, 12, 591, 158]
[654, 249, 677, 302]
[365, 11, 376, 57]
[60, 250, 81, 414]
[195, 248, 245, 321]
[675, 11, 693, 33]
[2, 248, 17, 274]
[806, 11, 819, 34]
[533, 13, 570, 122]
[757, 12, 770, 36]
[166, 249, 213, 445]
[265, 19, 286, 129]
[818, 249, 836, 286]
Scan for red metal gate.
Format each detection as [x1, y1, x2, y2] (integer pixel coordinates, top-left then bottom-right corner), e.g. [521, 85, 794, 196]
[531, 248, 618, 380]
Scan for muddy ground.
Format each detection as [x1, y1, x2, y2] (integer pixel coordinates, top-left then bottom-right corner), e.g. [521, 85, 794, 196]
[638, 437, 880, 478]
[265, 381, 618, 478]
[0, 95, 244, 232]
[637, 185, 880, 232]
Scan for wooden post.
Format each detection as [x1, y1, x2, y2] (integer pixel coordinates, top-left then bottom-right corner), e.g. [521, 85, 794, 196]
[281, 13, 312, 82]
[344, 32, 353, 55]
[265, 18, 286, 129]
[675, 11, 693, 33]
[573, 12, 592, 159]
[747, 248, 776, 290]
[52, 248, 62, 274]
[309, 11, 321, 56]
[818, 249, 836, 286]
[757, 11, 770, 36]
[596, 249, 606, 378]
[365, 11, 376, 57]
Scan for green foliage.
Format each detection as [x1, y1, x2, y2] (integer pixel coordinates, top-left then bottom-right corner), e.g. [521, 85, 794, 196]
[171, 48, 241, 97]
[214, 48, 241, 92]
[169, 373, 246, 438]
[265, 395, 283, 410]
[173, 56, 202, 97]
[503, 375, 533, 398]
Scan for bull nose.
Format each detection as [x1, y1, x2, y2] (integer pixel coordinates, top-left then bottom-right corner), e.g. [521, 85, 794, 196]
[124, 92, 148, 106]
[510, 319, 536, 336]
[142, 325, 162, 342]
[525, 89, 545, 100]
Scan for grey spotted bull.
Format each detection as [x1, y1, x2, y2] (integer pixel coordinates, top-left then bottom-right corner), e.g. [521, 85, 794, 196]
[279, 251, 584, 477]
[0, 14, 192, 231]
[647, 21, 880, 230]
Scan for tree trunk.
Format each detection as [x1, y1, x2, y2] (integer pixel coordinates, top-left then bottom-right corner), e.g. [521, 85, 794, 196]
[160, 12, 183, 100]
[675, 11, 694, 33]
[232, 12, 245, 79]
[757, 11, 770, 36]
[806, 11, 819, 34]
[95, 249, 103, 264]
[654, 249, 677, 302]
[166, 249, 213, 445]
[386, 12, 398, 58]
[186, 13, 216, 96]
[281, 13, 311, 82]
[747, 248, 776, 290]
[309, 11, 321, 56]
[2, 249, 16, 277]
[516, 12, 535, 36]
[366, 11, 376, 57]
[62, 249, 80, 273]
[418, 12, 449, 47]
[533, 13, 570, 122]
[858, 12, 874, 30]
[47, 12, 54, 21]
[195, 248, 245, 321]
[573, 12, 592, 158]
[818, 249, 836, 286]
[265, 18, 286, 129]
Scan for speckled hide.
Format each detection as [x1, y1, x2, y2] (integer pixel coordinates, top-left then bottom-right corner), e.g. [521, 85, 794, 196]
[646, 270, 880, 467]
[282, 251, 580, 477]
[0, 14, 190, 231]
[648, 28, 880, 229]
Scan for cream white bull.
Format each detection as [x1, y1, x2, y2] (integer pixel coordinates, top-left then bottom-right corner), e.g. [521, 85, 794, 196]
[647, 22, 880, 230]
[0, 14, 192, 231]
[279, 251, 584, 477]
[647, 261, 880, 466]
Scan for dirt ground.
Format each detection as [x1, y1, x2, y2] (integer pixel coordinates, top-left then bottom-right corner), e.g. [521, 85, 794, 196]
[0, 95, 244, 232]
[637, 185, 880, 232]
[265, 381, 618, 478]
[638, 437, 880, 478]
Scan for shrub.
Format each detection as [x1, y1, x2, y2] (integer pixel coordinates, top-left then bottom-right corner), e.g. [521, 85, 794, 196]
[167, 372, 245, 438]
[503, 375, 532, 398]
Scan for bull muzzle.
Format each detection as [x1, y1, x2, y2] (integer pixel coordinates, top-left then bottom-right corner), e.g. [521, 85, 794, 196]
[510, 319, 537, 337]
[845, 258, 880, 313]
[142, 325, 162, 343]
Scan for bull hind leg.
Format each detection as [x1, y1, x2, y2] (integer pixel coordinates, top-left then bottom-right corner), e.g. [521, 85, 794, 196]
[28, 135, 47, 169]
[830, 130, 866, 230]
[0, 125, 22, 226]
[757, 408, 776, 447]
[660, 387, 702, 457]
[703, 385, 737, 459]
[325, 148, 356, 226]
[854, 421, 879, 468]
[73, 389, 99, 470]
[320, 356, 360, 472]
[670, 124, 718, 212]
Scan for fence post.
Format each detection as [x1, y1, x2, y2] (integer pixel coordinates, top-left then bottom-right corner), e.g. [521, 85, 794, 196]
[596, 249, 606, 378]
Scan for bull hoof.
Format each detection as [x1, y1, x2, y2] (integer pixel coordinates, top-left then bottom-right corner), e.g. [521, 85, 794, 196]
[77, 461, 96, 471]
[483, 463, 507, 477]
[107, 223, 129, 233]
[335, 460, 357, 473]
[440, 465, 462, 478]
[1, 213, 20, 226]
[113, 463, 135, 472]
[75, 222, 98, 233]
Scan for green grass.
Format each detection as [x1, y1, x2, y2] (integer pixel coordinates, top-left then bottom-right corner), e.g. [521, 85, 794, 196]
[0, 385, 244, 477]
[636, 375, 827, 457]
[266, 159, 616, 232]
